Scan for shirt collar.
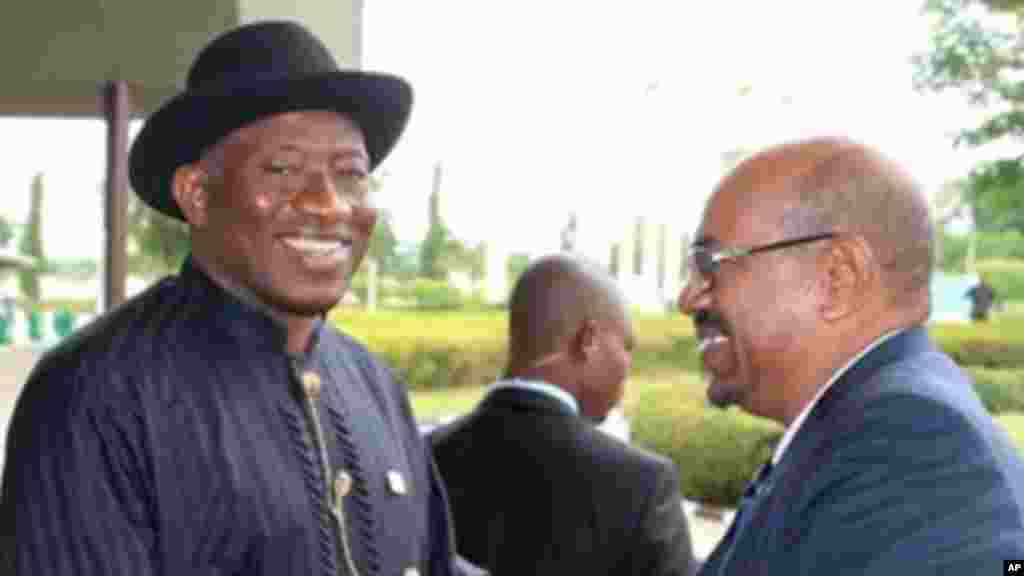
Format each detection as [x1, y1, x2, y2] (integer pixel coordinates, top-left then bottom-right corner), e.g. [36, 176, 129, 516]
[771, 328, 905, 465]
[179, 255, 326, 357]
[487, 378, 580, 415]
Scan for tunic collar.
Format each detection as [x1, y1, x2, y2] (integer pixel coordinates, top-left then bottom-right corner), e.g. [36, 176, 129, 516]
[178, 256, 326, 358]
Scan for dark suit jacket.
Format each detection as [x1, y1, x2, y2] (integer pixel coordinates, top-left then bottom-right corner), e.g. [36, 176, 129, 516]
[430, 386, 698, 576]
[699, 327, 1024, 575]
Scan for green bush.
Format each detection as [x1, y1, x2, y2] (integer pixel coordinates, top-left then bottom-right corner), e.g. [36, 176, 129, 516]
[996, 413, 1024, 454]
[629, 382, 782, 507]
[975, 258, 1024, 303]
[329, 309, 698, 389]
[930, 318, 1024, 368]
[27, 310, 43, 341]
[967, 368, 1024, 414]
[409, 278, 464, 310]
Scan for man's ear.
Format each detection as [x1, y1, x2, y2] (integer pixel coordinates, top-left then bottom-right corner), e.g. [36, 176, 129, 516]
[171, 164, 211, 228]
[570, 319, 599, 362]
[819, 235, 874, 322]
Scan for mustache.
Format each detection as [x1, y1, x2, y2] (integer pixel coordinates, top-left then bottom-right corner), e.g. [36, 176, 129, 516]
[694, 309, 728, 334]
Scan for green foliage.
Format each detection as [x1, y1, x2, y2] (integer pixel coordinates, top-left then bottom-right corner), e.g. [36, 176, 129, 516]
[0, 309, 10, 346]
[27, 310, 43, 341]
[630, 383, 782, 506]
[52, 308, 76, 339]
[127, 192, 190, 277]
[975, 258, 1024, 301]
[996, 412, 1024, 452]
[968, 368, 1024, 413]
[938, 230, 969, 271]
[369, 209, 401, 275]
[632, 215, 646, 274]
[506, 253, 531, 291]
[420, 168, 450, 280]
[0, 215, 12, 249]
[930, 315, 1024, 367]
[913, 0, 1024, 233]
[18, 173, 45, 302]
[409, 278, 464, 310]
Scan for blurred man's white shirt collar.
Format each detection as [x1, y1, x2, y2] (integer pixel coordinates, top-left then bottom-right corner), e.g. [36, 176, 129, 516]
[489, 378, 579, 415]
[771, 329, 905, 465]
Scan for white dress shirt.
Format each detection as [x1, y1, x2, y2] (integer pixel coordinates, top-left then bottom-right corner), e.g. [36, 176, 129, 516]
[771, 329, 905, 465]
[486, 378, 579, 415]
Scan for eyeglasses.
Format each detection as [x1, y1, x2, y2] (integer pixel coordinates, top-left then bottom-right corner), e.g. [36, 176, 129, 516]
[688, 232, 837, 283]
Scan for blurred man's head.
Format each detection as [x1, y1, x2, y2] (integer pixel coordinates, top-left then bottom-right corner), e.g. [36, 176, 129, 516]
[678, 136, 934, 424]
[506, 254, 635, 422]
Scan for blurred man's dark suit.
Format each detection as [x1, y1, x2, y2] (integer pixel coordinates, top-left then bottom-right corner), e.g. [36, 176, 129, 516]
[430, 385, 698, 576]
[698, 327, 1024, 575]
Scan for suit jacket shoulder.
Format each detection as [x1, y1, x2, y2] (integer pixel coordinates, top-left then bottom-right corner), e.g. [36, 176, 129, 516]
[706, 327, 1024, 575]
[431, 387, 696, 576]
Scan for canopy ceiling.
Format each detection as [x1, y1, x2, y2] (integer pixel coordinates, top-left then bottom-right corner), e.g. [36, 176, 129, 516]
[0, 0, 363, 117]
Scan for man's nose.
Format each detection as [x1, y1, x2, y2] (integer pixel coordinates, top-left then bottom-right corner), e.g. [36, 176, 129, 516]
[294, 169, 353, 221]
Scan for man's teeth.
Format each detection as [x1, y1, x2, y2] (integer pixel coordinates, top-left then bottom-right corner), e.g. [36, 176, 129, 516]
[283, 237, 346, 254]
[697, 335, 729, 353]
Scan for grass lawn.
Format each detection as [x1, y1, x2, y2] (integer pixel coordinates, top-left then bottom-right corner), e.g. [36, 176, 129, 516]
[997, 412, 1024, 450]
[410, 368, 709, 422]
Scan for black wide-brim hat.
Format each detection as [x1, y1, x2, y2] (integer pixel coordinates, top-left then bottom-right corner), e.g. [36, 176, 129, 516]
[129, 20, 413, 221]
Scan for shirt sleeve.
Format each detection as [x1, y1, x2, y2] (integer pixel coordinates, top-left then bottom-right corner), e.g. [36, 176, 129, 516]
[1, 372, 157, 575]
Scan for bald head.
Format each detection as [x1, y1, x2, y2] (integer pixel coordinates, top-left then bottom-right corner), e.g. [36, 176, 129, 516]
[507, 254, 630, 369]
[734, 136, 934, 309]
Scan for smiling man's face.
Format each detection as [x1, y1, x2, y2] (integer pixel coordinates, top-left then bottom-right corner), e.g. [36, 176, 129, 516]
[196, 110, 377, 317]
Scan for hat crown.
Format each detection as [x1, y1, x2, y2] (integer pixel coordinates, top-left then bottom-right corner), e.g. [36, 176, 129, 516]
[187, 21, 338, 92]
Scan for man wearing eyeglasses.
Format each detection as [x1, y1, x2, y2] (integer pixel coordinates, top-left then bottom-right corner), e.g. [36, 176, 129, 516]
[680, 137, 1024, 575]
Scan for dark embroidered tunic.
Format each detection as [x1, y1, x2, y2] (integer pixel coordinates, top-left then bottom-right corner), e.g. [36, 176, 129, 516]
[1, 258, 457, 575]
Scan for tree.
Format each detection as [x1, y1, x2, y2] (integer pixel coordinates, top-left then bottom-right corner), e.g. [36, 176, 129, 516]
[506, 252, 531, 288]
[632, 215, 646, 275]
[368, 209, 400, 275]
[420, 162, 454, 280]
[912, 0, 1024, 233]
[0, 215, 12, 249]
[126, 191, 190, 277]
[18, 173, 45, 302]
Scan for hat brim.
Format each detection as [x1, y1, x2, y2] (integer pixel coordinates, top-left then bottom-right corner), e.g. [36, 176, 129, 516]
[129, 71, 412, 221]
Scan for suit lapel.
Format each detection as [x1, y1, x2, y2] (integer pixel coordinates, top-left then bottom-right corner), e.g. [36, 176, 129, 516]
[701, 327, 934, 574]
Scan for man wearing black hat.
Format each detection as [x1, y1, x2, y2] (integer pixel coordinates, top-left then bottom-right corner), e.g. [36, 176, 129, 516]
[1, 21, 483, 576]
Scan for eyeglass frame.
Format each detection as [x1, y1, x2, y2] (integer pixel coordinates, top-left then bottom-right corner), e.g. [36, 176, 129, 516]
[687, 232, 838, 284]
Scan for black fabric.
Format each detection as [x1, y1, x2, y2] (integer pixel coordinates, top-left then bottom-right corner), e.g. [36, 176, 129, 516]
[0, 256, 457, 576]
[431, 386, 698, 576]
[698, 327, 1024, 575]
[128, 20, 413, 221]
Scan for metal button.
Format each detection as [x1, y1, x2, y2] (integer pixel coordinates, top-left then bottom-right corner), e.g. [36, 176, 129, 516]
[301, 371, 321, 399]
[335, 470, 352, 500]
[403, 567, 421, 576]
[387, 469, 407, 496]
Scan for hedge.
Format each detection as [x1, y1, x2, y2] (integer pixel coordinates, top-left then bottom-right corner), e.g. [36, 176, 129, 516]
[967, 368, 1024, 414]
[329, 308, 1024, 389]
[329, 308, 699, 389]
[626, 369, 1024, 507]
[629, 384, 782, 507]
[975, 258, 1024, 303]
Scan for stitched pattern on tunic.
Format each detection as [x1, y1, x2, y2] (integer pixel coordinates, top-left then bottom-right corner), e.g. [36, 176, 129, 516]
[281, 403, 339, 576]
[327, 400, 381, 576]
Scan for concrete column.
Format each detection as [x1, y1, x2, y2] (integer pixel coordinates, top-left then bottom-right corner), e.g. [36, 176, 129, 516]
[103, 81, 131, 313]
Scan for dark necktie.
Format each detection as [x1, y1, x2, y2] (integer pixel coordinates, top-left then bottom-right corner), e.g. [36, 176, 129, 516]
[715, 460, 775, 576]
